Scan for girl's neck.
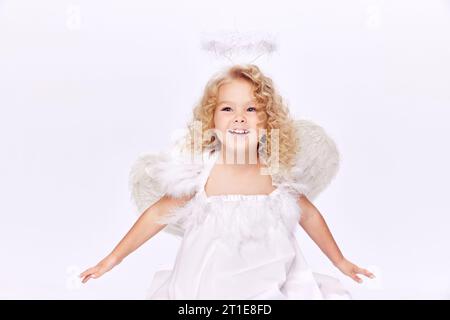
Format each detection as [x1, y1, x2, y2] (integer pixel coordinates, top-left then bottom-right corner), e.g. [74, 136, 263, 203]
[215, 148, 263, 168]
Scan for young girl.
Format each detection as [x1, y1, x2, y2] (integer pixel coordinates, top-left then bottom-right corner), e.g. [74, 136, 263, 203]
[80, 64, 375, 299]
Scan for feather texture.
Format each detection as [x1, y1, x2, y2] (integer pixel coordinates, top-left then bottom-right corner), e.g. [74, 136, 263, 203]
[153, 187, 301, 248]
[128, 147, 208, 236]
[276, 119, 340, 201]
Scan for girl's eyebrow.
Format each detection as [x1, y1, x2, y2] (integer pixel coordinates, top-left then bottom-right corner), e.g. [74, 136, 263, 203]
[217, 99, 257, 105]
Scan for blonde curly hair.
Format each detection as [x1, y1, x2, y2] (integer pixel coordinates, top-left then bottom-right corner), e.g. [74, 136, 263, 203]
[183, 64, 300, 174]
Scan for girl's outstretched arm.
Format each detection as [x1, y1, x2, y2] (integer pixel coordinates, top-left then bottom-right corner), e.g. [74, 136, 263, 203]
[297, 194, 375, 283]
[79, 194, 191, 284]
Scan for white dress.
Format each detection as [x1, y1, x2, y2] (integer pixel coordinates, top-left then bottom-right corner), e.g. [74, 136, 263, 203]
[129, 120, 352, 300]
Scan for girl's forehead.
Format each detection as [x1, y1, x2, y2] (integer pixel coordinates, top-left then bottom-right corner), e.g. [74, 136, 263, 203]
[216, 79, 258, 105]
[217, 83, 257, 104]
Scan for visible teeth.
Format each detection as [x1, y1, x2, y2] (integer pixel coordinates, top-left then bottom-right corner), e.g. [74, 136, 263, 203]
[228, 129, 249, 134]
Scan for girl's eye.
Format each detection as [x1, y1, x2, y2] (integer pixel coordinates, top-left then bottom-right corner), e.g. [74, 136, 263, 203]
[247, 106, 257, 112]
[221, 107, 232, 111]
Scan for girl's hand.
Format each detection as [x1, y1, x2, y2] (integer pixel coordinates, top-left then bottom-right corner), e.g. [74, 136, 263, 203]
[79, 255, 120, 284]
[334, 258, 375, 284]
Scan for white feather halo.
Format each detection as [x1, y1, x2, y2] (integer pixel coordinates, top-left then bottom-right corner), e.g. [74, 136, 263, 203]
[200, 30, 278, 64]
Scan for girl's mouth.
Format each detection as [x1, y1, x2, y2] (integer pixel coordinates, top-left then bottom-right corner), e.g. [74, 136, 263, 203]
[228, 129, 250, 135]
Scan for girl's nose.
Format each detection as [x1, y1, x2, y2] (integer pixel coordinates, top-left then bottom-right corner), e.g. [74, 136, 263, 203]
[234, 117, 246, 123]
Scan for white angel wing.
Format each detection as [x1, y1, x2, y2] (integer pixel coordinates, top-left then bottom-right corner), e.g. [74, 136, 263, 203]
[278, 119, 340, 201]
[128, 145, 206, 238]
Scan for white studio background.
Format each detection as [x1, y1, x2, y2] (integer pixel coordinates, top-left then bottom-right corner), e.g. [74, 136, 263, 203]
[0, 0, 449, 299]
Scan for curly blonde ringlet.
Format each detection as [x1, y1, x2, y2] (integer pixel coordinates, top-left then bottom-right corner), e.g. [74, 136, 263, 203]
[183, 64, 300, 175]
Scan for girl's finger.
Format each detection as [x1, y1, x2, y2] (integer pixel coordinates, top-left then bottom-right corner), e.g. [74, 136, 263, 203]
[357, 267, 375, 279]
[362, 269, 375, 278]
[82, 271, 96, 283]
[80, 267, 94, 278]
[85, 272, 99, 283]
[79, 269, 89, 278]
[81, 275, 90, 283]
[352, 273, 362, 283]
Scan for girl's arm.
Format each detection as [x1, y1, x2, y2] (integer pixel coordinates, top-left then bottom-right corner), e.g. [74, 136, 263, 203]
[297, 194, 375, 283]
[79, 194, 191, 283]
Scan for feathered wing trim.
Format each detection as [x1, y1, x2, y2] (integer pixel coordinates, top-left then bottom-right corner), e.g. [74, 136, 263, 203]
[128, 147, 208, 237]
[276, 119, 340, 201]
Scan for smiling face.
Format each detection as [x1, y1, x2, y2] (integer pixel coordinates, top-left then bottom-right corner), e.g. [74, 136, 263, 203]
[213, 78, 267, 163]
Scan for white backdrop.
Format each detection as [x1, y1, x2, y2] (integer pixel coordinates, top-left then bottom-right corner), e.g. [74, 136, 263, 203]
[1, 0, 449, 299]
